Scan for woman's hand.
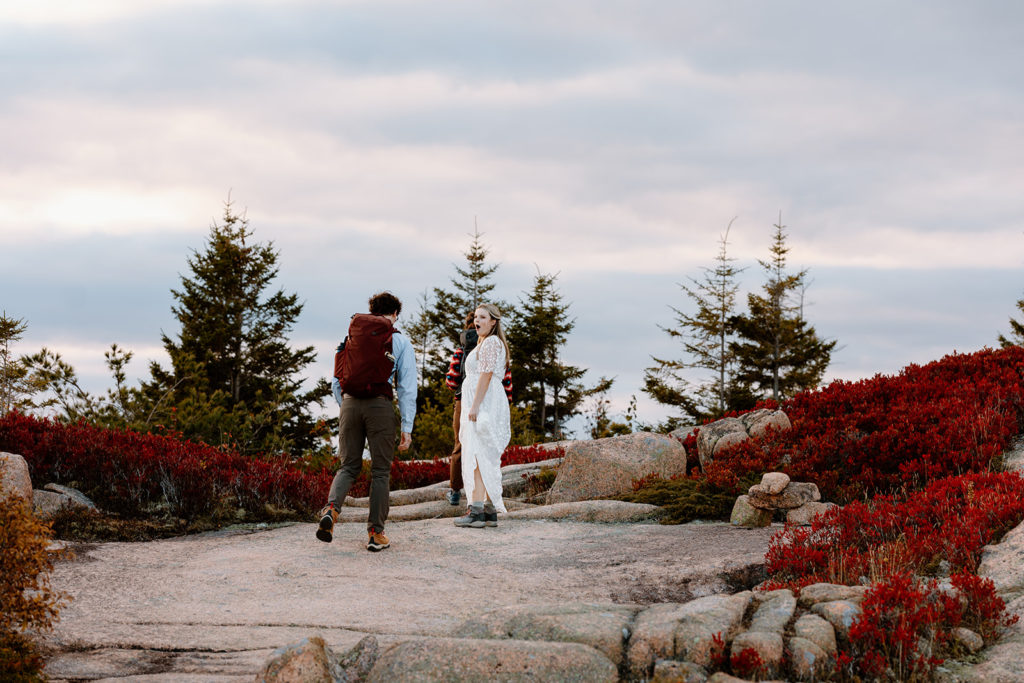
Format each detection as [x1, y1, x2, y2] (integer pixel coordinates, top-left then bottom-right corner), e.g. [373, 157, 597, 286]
[468, 406, 480, 422]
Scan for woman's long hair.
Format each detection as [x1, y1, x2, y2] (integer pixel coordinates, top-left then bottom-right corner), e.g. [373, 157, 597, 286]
[477, 303, 510, 369]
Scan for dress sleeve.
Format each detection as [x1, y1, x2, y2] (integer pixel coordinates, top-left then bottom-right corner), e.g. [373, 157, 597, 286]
[477, 336, 505, 374]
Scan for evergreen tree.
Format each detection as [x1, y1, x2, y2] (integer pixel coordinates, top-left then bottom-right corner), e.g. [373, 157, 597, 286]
[998, 296, 1024, 347]
[507, 269, 588, 440]
[730, 215, 835, 402]
[0, 313, 40, 414]
[426, 223, 511, 357]
[643, 221, 746, 423]
[143, 199, 327, 455]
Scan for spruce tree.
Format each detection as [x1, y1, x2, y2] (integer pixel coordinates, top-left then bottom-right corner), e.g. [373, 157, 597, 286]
[0, 312, 34, 413]
[144, 199, 325, 455]
[998, 296, 1024, 347]
[507, 269, 588, 440]
[730, 215, 835, 402]
[643, 221, 745, 423]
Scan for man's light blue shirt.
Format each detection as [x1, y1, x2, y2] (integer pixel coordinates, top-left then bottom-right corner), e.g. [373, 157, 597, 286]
[331, 330, 417, 434]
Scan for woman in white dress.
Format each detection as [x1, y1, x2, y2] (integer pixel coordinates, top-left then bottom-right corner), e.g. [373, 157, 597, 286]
[454, 303, 511, 528]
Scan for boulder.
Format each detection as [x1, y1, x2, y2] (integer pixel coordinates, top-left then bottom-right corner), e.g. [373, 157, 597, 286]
[454, 602, 638, 667]
[793, 613, 837, 655]
[0, 452, 32, 504]
[787, 636, 829, 681]
[786, 501, 836, 526]
[747, 482, 821, 510]
[748, 589, 796, 633]
[255, 635, 379, 683]
[797, 583, 867, 608]
[652, 659, 709, 682]
[696, 411, 792, 471]
[545, 432, 688, 504]
[696, 418, 746, 469]
[34, 483, 98, 519]
[952, 627, 984, 654]
[503, 500, 662, 523]
[759, 472, 790, 495]
[730, 495, 771, 528]
[810, 600, 862, 643]
[366, 637, 617, 683]
[255, 636, 332, 683]
[729, 630, 783, 679]
[746, 410, 792, 440]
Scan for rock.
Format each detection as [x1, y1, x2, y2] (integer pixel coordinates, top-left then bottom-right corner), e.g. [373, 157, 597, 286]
[255, 636, 332, 683]
[625, 593, 752, 676]
[787, 636, 829, 681]
[344, 481, 448, 507]
[696, 418, 746, 469]
[746, 410, 792, 440]
[331, 635, 379, 682]
[454, 602, 638, 667]
[705, 674, 749, 683]
[336, 498, 535, 523]
[730, 630, 783, 679]
[810, 600, 862, 642]
[797, 583, 868, 607]
[739, 409, 775, 431]
[0, 452, 32, 504]
[749, 589, 796, 633]
[34, 483, 98, 519]
[673, 592, 754, 669]
[652, 659, 709, 682]
[366, 637, 618, 683]
[952, 627, 985, 654]
[747, 482, 821, 510]
[792, 613, 837, 655]
[503, 500, 662, 523]
[730, 495, 772, 528]
[545, 432, 688, 504]
[786, 501, 836, 526]
[759, 472, 790, 495]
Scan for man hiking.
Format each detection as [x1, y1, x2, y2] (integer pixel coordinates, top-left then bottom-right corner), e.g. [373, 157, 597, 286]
[317, 291, 417, 551]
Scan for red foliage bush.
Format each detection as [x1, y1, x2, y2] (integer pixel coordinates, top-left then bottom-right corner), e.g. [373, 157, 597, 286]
[707, 346, 1024, 502]
[764, 471, 1024, 587]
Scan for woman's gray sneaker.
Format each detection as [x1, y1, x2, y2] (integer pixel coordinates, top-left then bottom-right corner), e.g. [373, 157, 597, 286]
[483, 503, 497, 527]
[454, 505, 486, 528]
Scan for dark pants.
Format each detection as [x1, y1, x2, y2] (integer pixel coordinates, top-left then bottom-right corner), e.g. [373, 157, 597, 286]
[328, 396, 397, 533]
[450, 397, 463, 491]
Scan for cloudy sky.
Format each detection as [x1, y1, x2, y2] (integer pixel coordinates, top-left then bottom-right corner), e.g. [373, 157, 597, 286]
[2, 1, 1023, 431]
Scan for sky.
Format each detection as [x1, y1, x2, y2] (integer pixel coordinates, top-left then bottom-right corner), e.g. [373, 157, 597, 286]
[2, 1, 1023, 433]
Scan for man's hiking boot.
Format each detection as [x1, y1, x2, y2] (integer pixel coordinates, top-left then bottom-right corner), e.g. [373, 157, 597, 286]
[454, 504, 486, 528]
[446, 489, 461, 506]
[483, 503, 498, 528]
[367, 529, 390, 552]
[316, 504, 338, 543]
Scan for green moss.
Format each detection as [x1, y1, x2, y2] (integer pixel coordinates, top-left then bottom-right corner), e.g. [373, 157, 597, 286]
[615, 472, 762, 524]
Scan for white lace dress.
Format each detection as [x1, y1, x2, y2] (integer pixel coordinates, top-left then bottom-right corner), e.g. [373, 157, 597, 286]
[459, 335, 511, 512]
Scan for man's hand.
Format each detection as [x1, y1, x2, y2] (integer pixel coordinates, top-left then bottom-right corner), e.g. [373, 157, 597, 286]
[398, 432, 412, 451]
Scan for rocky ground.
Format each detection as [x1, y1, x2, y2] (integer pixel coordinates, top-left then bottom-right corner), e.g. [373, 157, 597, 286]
[43, 505, 775, 681]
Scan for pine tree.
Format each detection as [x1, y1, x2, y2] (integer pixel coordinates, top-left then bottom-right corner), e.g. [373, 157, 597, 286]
[730, 215, 835, 403]
[998, 296, 1024, 347]
[507, 269, 588, 440]
[643, 221, 746, 423]
[143, 199, 326, 455]
[0, 312, 36, 413]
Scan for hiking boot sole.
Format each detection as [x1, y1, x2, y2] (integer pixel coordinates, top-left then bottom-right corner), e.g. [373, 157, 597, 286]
[316, 516, 334, 543]
[454, 519, 486, 528]
[367, 540, 390, 551]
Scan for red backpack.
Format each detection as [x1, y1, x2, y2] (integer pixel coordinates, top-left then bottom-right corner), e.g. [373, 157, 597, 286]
[334, 314, 397, 399]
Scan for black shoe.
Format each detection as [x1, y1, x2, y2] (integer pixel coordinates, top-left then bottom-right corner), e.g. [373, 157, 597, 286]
[446, 489, 461, 506]
[454, 506, 486, 528]
[484, 510, 498, 527]
[316, 505, 337, 543]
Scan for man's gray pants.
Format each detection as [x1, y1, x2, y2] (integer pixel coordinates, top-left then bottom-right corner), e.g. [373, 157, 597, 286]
[328, 395, 397, 533]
